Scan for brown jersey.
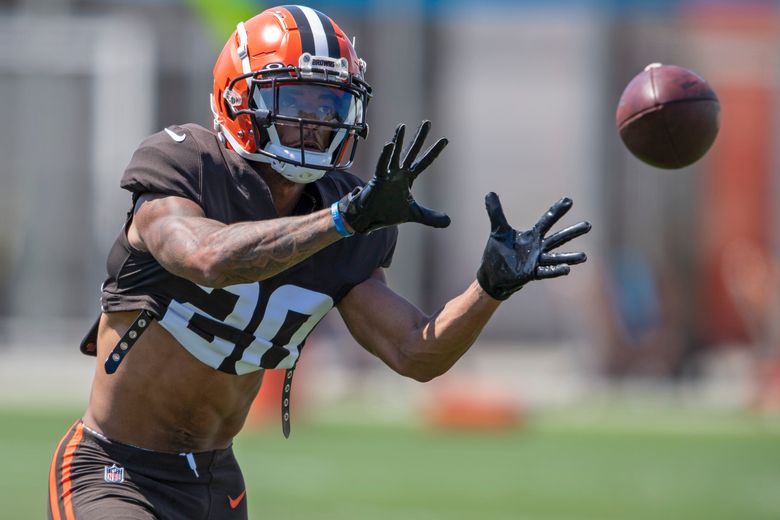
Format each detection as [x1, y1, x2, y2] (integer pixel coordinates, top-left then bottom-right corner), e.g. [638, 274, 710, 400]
[95, 123, 396, 375]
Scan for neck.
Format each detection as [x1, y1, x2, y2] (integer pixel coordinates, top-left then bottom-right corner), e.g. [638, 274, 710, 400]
[253, 163, 306, 217]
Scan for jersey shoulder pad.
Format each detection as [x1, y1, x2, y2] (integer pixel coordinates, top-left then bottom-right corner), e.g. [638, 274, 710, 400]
[120, 124, 206, 203]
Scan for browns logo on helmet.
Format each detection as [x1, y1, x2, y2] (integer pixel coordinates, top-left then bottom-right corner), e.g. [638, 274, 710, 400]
[211, 5, 371, 183]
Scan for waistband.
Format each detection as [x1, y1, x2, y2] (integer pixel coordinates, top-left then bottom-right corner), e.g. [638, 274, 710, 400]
[78, 420, 235, 479]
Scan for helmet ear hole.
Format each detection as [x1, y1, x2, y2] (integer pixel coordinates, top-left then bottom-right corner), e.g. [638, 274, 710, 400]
[221, 96, 234, 120]
[222, 88, 244, 120]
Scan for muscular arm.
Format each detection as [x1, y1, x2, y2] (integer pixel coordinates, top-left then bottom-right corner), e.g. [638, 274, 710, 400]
[338, 193, 590, 382]
[338, 269, 501, 382]
[129, 193, 343, 287]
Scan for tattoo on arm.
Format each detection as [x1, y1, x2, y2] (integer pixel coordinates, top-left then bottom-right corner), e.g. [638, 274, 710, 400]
[136, 195, 341, 287]
[206, 209, 340, 286]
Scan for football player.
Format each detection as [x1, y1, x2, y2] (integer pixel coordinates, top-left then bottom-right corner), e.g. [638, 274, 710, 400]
[48, 5, 591, 520]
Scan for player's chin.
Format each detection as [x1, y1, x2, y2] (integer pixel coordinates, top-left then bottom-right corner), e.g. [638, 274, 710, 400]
[306, 141, 327, 152]
[282, 140, 327, 153]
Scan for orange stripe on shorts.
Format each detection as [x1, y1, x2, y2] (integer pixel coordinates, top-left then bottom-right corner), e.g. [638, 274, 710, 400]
[49, 421, 79, 520]
[60, 422, 85, 520]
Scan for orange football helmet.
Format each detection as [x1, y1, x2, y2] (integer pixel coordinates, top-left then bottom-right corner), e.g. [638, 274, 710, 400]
[211, 5, 371, 183]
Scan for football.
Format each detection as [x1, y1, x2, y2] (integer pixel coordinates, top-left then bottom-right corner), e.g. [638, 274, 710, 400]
[616, 63, 720, 169]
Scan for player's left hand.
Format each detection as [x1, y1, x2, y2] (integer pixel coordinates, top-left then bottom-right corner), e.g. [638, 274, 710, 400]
[338, 121, 450, 234]
[476, 192, 591, 300]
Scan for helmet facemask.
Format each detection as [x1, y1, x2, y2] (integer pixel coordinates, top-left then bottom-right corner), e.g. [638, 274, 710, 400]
[223, 53, 371, 183]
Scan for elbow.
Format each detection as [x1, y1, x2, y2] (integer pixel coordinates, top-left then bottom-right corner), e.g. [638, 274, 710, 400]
[405, 366, 445, 383]
[397, 352, 446, 383]
[198, 269, 225, 289]
[408, 370, 439, 383]
[394, 325, 450, 383]
[188, 248, 229, 288]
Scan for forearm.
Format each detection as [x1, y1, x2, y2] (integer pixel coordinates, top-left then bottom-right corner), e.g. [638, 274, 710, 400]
[400, 280, 500, 381]
[202, 208, 342, 287]
[341, 273, 503, 382]
[149, 208, 342, 287]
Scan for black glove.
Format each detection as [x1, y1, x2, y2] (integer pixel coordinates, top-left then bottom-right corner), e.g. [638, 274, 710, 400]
[477, 192, 591, 300]
[338, 121, 450, 234]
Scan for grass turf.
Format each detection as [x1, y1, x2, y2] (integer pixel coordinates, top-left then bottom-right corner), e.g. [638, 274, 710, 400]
[4, 407, 780, 519]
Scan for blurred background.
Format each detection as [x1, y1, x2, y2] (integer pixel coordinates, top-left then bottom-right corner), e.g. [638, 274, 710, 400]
[1, 0, 779, 518]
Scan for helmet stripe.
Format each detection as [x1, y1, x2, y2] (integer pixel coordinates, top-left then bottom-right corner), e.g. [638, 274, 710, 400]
[297, 6, 332, 57]
[284, 5, 340, 58]
[282, 5, 316, 55]
[313, 10, 340, 58]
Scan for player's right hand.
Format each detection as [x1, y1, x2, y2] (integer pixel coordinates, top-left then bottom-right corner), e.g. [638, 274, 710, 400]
[476, 192, 591, 300]
[337, 121, 450, 234]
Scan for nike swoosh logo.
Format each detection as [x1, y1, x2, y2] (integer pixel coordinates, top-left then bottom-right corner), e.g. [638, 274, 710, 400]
[228, 490, 246, 509]
[164, 127, 186, 142]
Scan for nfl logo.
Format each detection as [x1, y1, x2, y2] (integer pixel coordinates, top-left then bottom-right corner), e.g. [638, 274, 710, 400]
[104, 464, 125, 484]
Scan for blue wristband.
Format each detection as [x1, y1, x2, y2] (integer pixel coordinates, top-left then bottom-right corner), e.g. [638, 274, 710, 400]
[331, 201, 354, 237]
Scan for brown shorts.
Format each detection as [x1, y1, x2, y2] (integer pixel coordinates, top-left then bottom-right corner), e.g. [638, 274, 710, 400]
[48, 420, 248, 520]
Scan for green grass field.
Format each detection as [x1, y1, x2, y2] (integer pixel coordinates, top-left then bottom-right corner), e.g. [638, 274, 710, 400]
[5, 407, 780, 519]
